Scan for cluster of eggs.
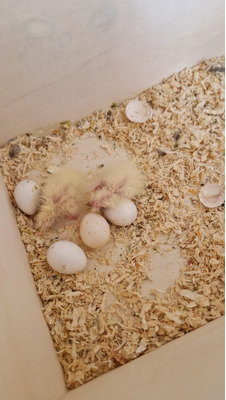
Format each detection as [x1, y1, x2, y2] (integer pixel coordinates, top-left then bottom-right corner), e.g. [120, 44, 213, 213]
[14, 179, 138, 275]
[14, 178, 225, 276]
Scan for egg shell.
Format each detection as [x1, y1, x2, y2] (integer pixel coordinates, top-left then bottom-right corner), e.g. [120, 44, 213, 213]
[80, 213, 110, 249]
[125, 100, 152, 123]
[103, 199, 138, 226]
[14, 179, 41, 215]
[199, 183, 225, 208]
[47, 240, 87, 274]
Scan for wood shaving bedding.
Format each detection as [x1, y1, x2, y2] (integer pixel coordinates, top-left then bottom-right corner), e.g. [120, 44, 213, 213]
[0, 56, 225, 389]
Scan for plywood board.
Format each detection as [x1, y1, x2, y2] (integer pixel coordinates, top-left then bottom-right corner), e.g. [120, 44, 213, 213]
[0, 0, 224, 144]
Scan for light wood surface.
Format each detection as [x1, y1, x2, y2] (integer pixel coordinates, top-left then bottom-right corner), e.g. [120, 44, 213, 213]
[60, 316, 225, 400]
[0, 173, 66, 400]
[0, 0, 224, 145]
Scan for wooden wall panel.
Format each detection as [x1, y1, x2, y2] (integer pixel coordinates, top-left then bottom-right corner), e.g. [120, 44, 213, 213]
[0, 0, 224, 145]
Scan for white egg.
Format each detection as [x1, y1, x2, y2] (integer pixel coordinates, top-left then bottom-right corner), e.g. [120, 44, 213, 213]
[80, 213, 110, 249]
[103, 199, 137, 226]
[14, 179, 41, 215]
[47, 240, 87, 274]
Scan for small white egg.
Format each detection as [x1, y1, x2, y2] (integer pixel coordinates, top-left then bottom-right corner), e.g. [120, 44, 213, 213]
[47, 240, 87, 274]
[14, 179, 41, 215]
[103, 199, 137, 226]
[80, 213, 110, 249]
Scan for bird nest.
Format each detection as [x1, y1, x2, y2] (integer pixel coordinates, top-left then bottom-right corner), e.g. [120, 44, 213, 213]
[0, 56, 225, 389]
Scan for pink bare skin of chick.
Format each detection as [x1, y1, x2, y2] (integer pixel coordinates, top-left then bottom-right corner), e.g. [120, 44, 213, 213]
[36, 168, 88, 230]
[89, 161, 145, 211]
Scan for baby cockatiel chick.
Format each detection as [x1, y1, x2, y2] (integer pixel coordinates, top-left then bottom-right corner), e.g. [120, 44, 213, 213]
[36, 167, 88, 230]
[89, 161, 145, 210]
